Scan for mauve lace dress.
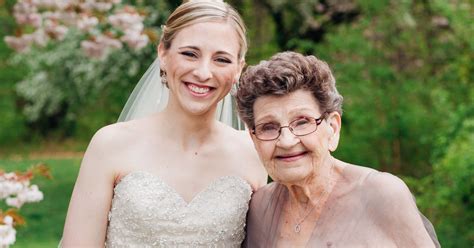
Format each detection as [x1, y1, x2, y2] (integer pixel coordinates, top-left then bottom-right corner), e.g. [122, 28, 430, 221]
[244, 165, 440, 247]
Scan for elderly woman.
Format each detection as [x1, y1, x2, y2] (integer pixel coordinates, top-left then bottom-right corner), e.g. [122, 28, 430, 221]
[237, 52, 439, 247]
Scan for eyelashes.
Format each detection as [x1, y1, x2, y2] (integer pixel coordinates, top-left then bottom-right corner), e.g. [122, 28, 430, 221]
[179, 51, 233, 64]
[180, 51, 197, 58]
[216, 57, 232, 64]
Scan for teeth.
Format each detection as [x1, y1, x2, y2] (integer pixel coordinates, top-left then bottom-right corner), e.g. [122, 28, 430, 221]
[189, 84, 210, 94]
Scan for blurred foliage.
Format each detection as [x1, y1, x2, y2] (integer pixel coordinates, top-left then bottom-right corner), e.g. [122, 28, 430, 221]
[0, 0, 472, 246]
[406, 106, 474, 247]
[0, 158, 81, 247]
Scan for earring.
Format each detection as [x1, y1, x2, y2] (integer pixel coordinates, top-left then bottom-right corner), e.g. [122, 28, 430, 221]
[230, 82, 238, 95]
[161, 70, 168, 87]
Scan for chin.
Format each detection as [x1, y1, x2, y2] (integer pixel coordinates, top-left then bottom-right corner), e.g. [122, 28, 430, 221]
[271, 167, 313, 185]
[180, 100, 214, 115]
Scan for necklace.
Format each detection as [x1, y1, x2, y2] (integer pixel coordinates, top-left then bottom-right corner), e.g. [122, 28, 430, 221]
[291, 199, 319, 233]
[290, 165, 334, 233]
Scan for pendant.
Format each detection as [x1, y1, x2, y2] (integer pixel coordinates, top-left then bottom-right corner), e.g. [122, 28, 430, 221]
[294, 223, 301, 233]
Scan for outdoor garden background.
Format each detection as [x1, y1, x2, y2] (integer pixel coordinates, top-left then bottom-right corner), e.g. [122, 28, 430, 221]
[0, 0, 472, 247]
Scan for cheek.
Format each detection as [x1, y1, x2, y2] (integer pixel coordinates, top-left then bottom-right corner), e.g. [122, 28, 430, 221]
[303, 137, 327, 156]
[218, 67, 239, 84]
[255, 143, 274, 163]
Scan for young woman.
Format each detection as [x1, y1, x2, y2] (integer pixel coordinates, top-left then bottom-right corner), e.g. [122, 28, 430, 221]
[61, 1, 267, 246]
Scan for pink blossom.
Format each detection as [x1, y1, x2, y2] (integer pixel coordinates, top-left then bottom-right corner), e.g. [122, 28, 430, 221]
[35, 0, 57, 8]
[94, 2, 113, 12]
[81, 40, 107, 59]
[97, 35, 123, 49]
[14, 12, 42, 27]
[108, 11, 144, 32]
[42, 11, 61, 22]
[13, 1, 37, 14]
[44, 20, 68, 40]
[121, 31, 149, 50]
[6, 0, 148, 57]
[77, 15, 99, 32]
[4, 36, 31, 53]
[59, 11, 78, 26]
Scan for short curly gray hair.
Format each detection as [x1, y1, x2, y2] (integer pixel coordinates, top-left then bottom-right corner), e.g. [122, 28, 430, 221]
[236, 51, 343, 128]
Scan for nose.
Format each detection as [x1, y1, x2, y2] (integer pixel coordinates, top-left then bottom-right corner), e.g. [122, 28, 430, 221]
[193, 60, 212, 81]
[276, 127, 299, 148]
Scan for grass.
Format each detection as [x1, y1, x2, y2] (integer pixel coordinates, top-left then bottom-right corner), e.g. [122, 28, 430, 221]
[1, 158, 81, 248]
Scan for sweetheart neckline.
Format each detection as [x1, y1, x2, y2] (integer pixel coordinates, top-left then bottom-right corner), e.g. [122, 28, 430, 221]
[114, 170, 251, 205]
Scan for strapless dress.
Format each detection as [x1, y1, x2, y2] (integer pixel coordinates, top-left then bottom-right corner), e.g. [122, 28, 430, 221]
[105, 171, 252, 247]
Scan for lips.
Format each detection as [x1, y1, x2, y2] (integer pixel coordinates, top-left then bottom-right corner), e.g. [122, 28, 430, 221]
[275, 151, 308, 162]
[185, 82, 214, 96]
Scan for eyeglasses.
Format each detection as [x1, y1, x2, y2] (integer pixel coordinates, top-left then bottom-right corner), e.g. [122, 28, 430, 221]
[252, 113, 327, 141]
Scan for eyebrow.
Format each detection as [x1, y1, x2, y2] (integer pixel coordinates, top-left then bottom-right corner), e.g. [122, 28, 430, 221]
[291, 106, 316, 112]
[178, 46, 235, 58]
[255, 107, 318, 124]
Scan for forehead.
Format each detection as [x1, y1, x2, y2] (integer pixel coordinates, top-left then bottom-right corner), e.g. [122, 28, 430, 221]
[170, 21, 240, 56]
[253, 90, 321, 122]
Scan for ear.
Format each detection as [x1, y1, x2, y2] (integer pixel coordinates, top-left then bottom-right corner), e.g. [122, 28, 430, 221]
[234, 59, 246, 84]
[158, 43, 167, 69]
[248, 129, 265, 158]
[248, 128, 256, 142]
[326, 112, 342, 152]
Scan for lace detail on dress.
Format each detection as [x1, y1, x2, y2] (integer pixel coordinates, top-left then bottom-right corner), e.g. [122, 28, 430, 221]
[105, 171, 252, 247]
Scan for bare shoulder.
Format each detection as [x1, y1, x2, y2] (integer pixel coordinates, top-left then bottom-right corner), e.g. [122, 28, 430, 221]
[344, 165, 436, 246]
[340, 164, 414, 209]
[87, 122, 135, 157]
[361, 168, 420, 219]
[364, 170, 412, 201]
[83, 119, 150, 173]
[219, 127, 268, 190]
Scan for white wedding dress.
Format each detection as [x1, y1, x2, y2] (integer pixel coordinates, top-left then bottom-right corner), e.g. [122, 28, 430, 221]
[105, 171, 252, 247]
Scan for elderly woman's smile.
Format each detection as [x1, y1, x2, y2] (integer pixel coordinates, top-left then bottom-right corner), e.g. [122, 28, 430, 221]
[250, 89, 333, 184]
[238, 51, 439, 247]
[274, 150, 308, 161]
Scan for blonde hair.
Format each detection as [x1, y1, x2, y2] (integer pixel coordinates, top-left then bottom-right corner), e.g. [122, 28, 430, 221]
[160, 0, 247, 60]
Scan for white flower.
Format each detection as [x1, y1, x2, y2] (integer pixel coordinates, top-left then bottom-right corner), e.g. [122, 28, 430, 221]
[6, 197, 22, 208]
[0, 216, 16, 246]
[23, 185, 44, 203]
[0, 180, 24, 198]
[3, 173, 17, 181]
[3, 216, 13, 226]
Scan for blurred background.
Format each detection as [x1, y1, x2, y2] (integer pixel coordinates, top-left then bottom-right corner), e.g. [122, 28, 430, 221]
[0, 0, 472, 247]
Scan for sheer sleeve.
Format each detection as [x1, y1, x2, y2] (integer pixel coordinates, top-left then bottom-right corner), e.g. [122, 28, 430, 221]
[243, 183, 285, 248]
[366, 172, 440, 247]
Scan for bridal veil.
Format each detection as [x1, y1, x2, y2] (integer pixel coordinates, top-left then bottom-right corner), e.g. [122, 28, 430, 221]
[117, 58, 244, 130]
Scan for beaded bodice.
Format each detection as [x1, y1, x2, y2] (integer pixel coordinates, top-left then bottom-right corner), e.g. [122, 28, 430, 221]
[105, 171, 252, 247]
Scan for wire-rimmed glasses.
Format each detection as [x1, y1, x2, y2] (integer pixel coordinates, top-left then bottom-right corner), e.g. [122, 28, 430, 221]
[252, 113, 327, 141]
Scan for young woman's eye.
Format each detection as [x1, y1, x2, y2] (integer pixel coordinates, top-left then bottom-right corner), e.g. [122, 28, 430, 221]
[216, 57, 232, 64]
[180, 51, 197, 58]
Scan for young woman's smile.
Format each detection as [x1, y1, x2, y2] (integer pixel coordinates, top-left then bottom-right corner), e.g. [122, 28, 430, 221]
[159, 21, 243, 116]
